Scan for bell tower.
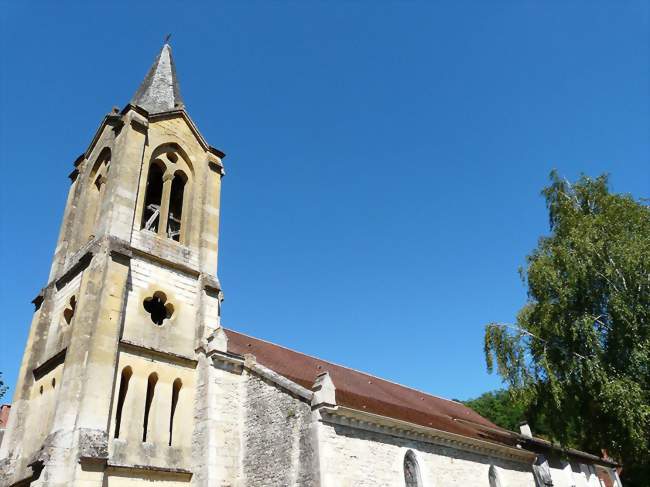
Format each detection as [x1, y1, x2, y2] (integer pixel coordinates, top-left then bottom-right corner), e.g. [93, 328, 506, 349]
[0, 43, 225, 486]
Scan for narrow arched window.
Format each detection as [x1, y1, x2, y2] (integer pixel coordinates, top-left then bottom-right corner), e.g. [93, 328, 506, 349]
[169, 378, 182, 446]
[167, 172, 187, 242]
[142, 372, 158, 442]
[533, 455, 554, 486]
[114, 366, 132, 438]
[404, 450, 422, 487]
[141, 163, 164, 232]
[489, 465, 503, 487]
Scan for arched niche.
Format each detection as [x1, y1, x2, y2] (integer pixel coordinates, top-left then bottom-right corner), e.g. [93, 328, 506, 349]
[82, 147, 111, 242]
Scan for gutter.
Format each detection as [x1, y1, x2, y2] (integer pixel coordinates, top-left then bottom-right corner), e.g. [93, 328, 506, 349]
[453, 417, 620, 468]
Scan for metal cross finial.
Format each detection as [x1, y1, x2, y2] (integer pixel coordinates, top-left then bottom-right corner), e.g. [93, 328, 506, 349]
[164, 33, 172, 45]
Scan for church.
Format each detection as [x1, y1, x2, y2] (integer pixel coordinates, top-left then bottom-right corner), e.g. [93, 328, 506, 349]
[0, 44, 623, 487]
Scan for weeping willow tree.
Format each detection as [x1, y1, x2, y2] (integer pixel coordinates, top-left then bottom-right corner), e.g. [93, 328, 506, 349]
[484, 172, 649, 486]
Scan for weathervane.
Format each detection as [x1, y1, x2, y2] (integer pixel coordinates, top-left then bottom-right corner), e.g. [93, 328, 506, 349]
[164, 33, 172, 45]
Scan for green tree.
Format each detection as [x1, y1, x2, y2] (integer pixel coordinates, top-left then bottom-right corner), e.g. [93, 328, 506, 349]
[484, 172, 649, 486]
[0, 372, 6, 400]
[463, 390, 526, 431]
[463, 389, 555, 442]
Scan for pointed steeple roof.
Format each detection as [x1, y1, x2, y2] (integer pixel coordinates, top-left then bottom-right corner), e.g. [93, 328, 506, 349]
[131, 43, 184, 113]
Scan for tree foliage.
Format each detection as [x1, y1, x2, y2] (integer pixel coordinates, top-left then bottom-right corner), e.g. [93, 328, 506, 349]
[463, 390, 526, 431]
[484, 172, 650, 486]
[463, 389, 555, 441]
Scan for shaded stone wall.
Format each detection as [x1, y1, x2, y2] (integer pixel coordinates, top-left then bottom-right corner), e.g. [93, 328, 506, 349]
[242, 375, 315, 487]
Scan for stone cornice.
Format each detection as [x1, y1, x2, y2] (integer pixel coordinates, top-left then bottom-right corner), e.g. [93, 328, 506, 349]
[32, 239, 99, 307]
[204, 350, 245, 376]
[32, 348, 67, 380]
[119, 340, 198, 369]
[71, 105, 224, 179]
[319, 406, 535, 464]
[121, 105, 226, 169]
[105, 461, 192, 480]
[124, 237, 222, 292]
[34, 236, 222, 305]
[80, 111, 124, 164]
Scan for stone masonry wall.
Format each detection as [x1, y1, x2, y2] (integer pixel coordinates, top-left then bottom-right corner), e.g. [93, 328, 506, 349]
[42, 271, 82, 360]
[191, 357, 245, 487]
[318, 421, 536, 487]
[131, 229, 199, 269]
[242, 374, 315, 487]
[122, 257, 199, 358]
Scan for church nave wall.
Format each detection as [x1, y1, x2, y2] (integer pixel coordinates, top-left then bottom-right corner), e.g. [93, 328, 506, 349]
[241, 374, 316, 487]
[317, 421, 536, 487]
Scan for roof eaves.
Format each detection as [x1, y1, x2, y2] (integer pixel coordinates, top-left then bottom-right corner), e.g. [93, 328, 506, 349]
[453, 416, 621, 467]
[321, 406, 535, 463]
[521, 436, 621, 467]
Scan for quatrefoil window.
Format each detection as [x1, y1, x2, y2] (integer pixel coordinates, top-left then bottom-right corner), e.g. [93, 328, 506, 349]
[143, 291, 174, 326]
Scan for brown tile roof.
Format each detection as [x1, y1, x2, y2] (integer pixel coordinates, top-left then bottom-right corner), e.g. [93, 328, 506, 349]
[224, 329, 519, 448]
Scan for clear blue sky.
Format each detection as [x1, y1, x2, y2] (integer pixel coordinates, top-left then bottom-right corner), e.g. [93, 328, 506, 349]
[1, 1, 648, 402]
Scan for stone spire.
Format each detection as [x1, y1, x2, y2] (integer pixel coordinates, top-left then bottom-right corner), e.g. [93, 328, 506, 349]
[131, 43, 184, 113]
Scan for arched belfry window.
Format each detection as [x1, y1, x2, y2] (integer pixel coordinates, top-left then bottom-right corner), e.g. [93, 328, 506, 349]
[140, 144, 192, 243]
[141, 163, 165, 233]
[404, 450, 422, 487]
[167, 171, 187, 241]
